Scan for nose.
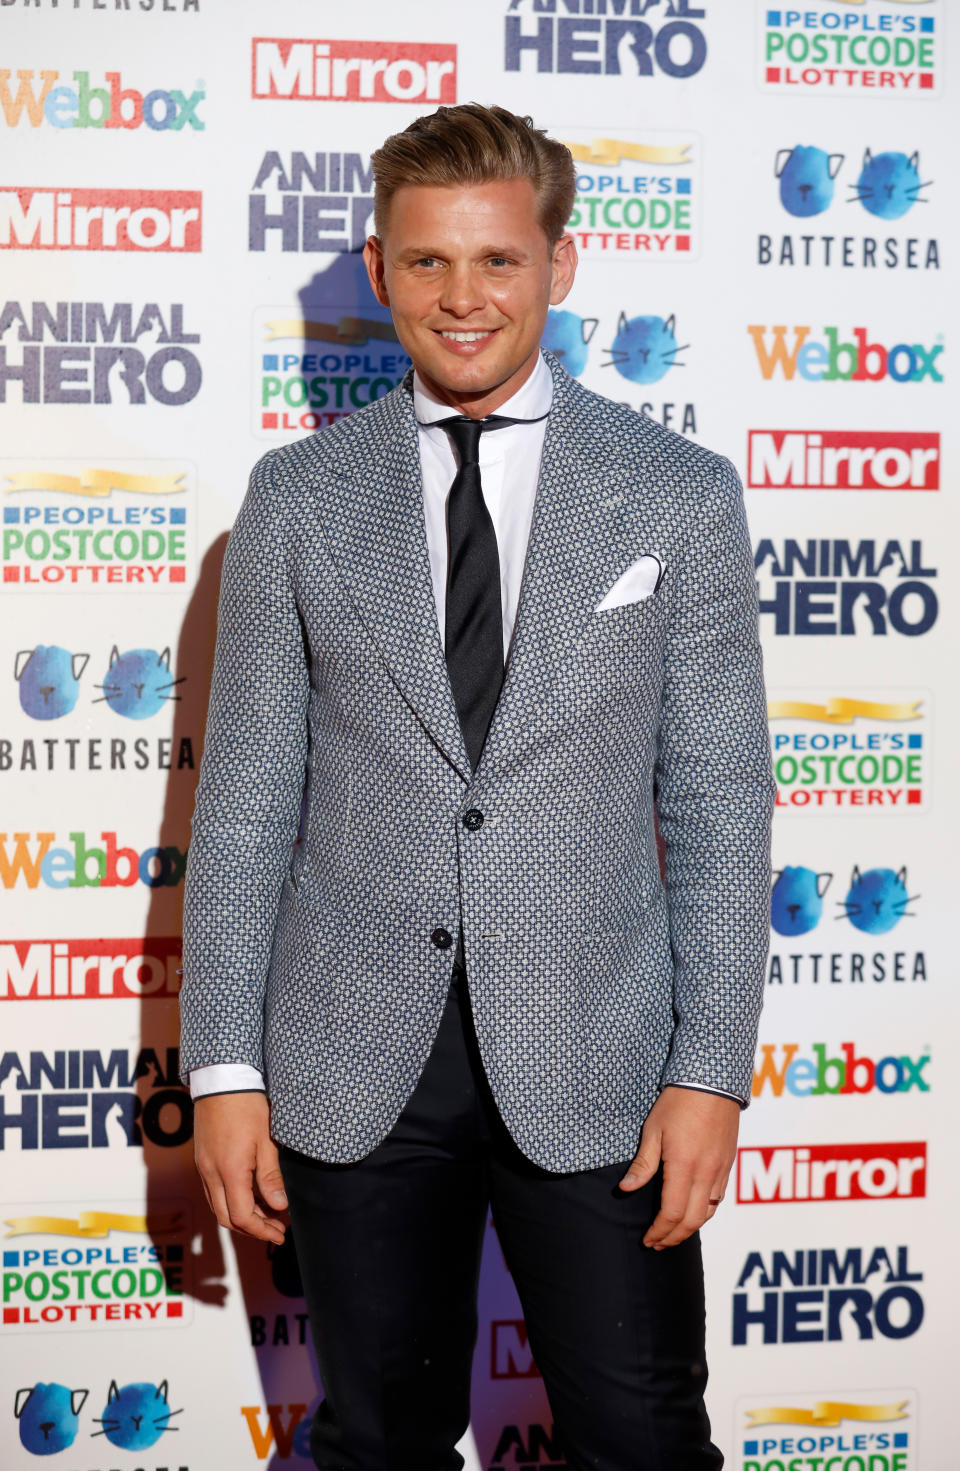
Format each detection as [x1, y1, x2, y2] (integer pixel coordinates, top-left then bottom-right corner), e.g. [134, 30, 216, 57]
[40, 684, 55, 702]
[39, 1422, 55, 1439]
[437, 262, 488, 320]
[787, 903, 800, 920]
[133, 683, 145, 698]
[799, 183, 811, 198]
[132, 1415, 143, 1430]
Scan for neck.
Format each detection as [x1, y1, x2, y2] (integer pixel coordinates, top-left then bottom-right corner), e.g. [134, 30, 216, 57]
[413, 349, 540, 420]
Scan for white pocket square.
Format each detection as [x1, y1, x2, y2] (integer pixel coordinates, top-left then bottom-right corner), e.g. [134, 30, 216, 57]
[594, 554, 664, 612]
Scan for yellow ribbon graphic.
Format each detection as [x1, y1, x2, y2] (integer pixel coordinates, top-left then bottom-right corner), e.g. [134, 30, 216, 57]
[564, 139, 692, 167]
[4, 470, 186, 498]
[745, 1402, 909, 1428]
[4, 1210, 183, 1239]
[767, 698, 923, 724]
[263, 317, 399, 345]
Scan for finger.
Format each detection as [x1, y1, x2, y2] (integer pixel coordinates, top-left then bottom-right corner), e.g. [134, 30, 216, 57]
[200, 1169, 231, 1233]
[619, 1127, 662, 1192]
[223, 1177, 285, 1243]
[255, 1140, 289, 1211]
[642, 1164, 692, 1247]
[651, 1179, 714, 1249]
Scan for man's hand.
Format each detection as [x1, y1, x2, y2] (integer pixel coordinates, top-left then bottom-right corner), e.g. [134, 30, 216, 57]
[617, 1086, 741, 1249]
[193, 1092, 289, 1244]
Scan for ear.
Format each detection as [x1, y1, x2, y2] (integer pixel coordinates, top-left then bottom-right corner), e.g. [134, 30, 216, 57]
[829, 153, 844, 179]
[774, 148, 793, 178]
[155, 1380, 169, 1402]
[908, 151, 919, 170]
[617, 311, 629, 335]
[362, 235, 390, 309]
[581, 317, 599, 345]
[896, 866, 907, 884]
[663, 314, 676, 334]
[15, 1387, 34, 1418]
[72, 1389, 89, 1416]
[817, 872, 833, 898]
[72, 653, 90, 681]
[109, 645, 121, 668]
[157, 647, 171, 670]
[850, 865, 862, 885]
[108, 1381, 120, 1403]
[14, 649, 34, 681]
[548, 232, 578, 308]
[862, 148, 873, 168]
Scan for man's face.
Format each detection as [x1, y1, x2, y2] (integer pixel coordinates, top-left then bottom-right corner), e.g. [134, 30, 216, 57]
[363, 176, 577, 417]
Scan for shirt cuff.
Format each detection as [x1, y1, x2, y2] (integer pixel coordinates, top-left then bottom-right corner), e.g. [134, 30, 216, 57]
[663, 1080, 745, 1107]
[189, 1063, 265, 1099]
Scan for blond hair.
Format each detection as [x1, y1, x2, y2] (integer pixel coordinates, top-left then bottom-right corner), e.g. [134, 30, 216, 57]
[371, 103, 576, 246]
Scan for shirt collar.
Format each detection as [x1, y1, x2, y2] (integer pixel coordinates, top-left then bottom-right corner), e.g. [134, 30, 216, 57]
[413, 349, 553, 427]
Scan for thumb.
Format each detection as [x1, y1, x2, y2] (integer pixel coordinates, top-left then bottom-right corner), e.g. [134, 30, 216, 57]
[255, 1140, 288, 1210]
[619, 1125, 662, 1192]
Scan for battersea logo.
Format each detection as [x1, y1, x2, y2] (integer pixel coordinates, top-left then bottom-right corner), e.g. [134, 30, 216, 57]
[762, 144, 938, 271]
[1, 938, 182, 1000]
[736, 1142, 926, 1204]
[747, 430, 939, 490]
[733, 1244, 924, 1346]
[767, 692, 928, 815]
[760, 4, 938, 96]
[0, 300, 202, 407]
[3, 1207, 189, 1330]
[0, 1046, 191, 1152]
[755, 538, 938, 638]
[249, 151, 373, 255]
[0, 67, 204, 131]
[748, 324, 942, 383]
[505, 0, 708, 79]
[752, 1041, 930, 1099]
[0, 831, 186, 890]
[735, 1390, 916, 1471]
[0, 188, 202, 253]
[251, 38, 456, 104]
[561, 131, 699, 259]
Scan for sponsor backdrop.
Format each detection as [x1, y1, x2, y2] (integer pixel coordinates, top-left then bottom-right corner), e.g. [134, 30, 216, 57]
[2, 2, 956, 1468]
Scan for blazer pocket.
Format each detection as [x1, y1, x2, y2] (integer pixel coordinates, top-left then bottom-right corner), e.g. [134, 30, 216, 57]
[587, 589, 664, 642]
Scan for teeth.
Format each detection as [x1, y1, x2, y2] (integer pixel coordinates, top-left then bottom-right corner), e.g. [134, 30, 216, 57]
[440, 330, 493, 342]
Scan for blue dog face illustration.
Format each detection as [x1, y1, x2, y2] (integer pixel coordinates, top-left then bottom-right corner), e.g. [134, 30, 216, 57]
[775, 145, 844, 217]
[849, 149, 929, 221]
[541, 309, 597, 378]
[838, 866, 916, 936]
[15, 1383, 88, 1455]
[604, 313, 686, 385]
[15, 646, 90, 720]
[93, 646, 184, 720]
[93, 1379, 181, 1450]
[771, 867, 832, 936]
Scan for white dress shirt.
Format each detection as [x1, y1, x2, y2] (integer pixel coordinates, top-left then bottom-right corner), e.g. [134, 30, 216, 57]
[189, 352, 737, 1106]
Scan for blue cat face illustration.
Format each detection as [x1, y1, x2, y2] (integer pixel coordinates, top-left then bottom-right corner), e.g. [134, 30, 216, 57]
[93, 1379, 181, 1451]
[771, 867, 832, 936]
[15, 1383, 88, 1455]
[15, 646, 90, 720]
[94, 646, 184, 720]
[541, 309, 597, 378]
[838, 866, 917, 936]
[775, 146, 843, 218]
[604, 313, 686, 385]
[849, 149, 929, 221]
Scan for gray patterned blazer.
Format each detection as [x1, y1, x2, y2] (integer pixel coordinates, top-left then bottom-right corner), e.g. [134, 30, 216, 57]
[179, 351, 775, 1171]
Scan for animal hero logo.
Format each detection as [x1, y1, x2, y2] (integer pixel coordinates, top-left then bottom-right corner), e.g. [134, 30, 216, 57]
[1, 938, 182, 1000]
[734, 1391, 915, 1471]
[748, 324, 943, 383]
[15, 1377, 183, 1451]
[755, 540, 937, 638]
[251, 38, 456, 103]
[751, 1042, 930, 1099]
[0, 1047, 191, 1151]
[3, 1207, 189, 1329]
[767, 692, 928, 813]
[2, 463, 195, 592]
[0, 66, 204, 131]
[747, 430, 939, 490]
[736, 1142, 926, 1203]
[0, 188, 202, 253]
[732, 1244, 924, 1346]
[505, 0, 709, 80]
[0, 301, 202, 407]
[759, 3, 939, 96]
[249, 150, 373, 255]
[762, 144, 938, 270]
[559, 131, 699, 258]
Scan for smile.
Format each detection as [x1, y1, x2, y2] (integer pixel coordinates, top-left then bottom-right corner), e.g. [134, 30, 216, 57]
[437, 329, 498, 342]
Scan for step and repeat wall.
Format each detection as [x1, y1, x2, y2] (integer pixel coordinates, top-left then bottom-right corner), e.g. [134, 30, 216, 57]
[3, 2, 957, 1468]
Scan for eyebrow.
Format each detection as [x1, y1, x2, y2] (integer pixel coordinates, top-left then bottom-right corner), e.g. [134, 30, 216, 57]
[394, 244, 531, 262]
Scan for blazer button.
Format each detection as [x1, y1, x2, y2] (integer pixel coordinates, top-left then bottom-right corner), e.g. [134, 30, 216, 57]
[431, 927, 453, 950]
[462, 809, 484, 830]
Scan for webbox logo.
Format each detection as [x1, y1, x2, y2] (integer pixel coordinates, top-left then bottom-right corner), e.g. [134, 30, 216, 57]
[251, 38, 456, 104]
[752, 1042, 930, 1098]
[0, 68, 204, 131]
[0, 832, 186, 890]
[0, 188, 202, 252]
[748, 325, 942, 383]
[737, 1142, 927, 1203]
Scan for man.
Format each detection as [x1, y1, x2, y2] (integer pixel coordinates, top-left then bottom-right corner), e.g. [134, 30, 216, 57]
[180, 104, 775, 1471]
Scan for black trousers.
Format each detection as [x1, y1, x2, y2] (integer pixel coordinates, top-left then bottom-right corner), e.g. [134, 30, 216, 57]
[278, 965, 723, 1471]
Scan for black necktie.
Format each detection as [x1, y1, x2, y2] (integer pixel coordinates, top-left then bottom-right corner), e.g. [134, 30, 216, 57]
[435, 414, 525, 773]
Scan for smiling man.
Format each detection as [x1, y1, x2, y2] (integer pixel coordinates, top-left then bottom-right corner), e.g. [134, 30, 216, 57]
[180, 104, 775, 1471]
